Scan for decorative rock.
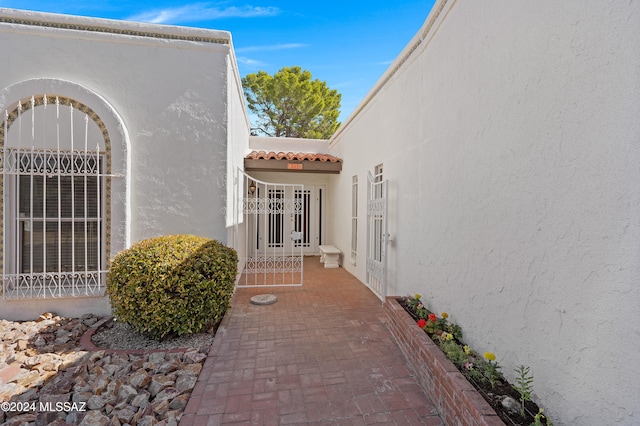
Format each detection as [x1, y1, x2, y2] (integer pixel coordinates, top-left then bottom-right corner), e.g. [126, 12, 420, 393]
[149, 352, 166, 364]
[14, 369, 41, 387]
[178, 363, 203, 377]
[153, 387, 180, 404]
[0, 315, 208, 426]
[91, 377, 109, 395]
[148, 375, 174, 396]
[138, 415, 159, 426]
[131, 392, 151, 408]
[117, 384, 138, 403]
[49, 376, 75, 393]
[38, 312, 55, 322]
[87, 395, 107, 410]
[12, 386, 38, 402]
[129, 369, 152, 388]
[113, 407, 136, 423]
[4, 413, 37, 426]
[105, 378, 124, 399]
[250, 293, 277, 305]
[79, 410, 110, 426]
[158, 360, 180, 374]
[39, 392, 71, 405]
[73, 391, 95, 403]
[152, 399, 170, 416]
[175, 375, 197, 393]
[168, 393, 190, 410]
[501, 395, 520, 415]
[165, 410, 180, 426]
[183, 351, 206, 365]
[35, 411, 61, 426]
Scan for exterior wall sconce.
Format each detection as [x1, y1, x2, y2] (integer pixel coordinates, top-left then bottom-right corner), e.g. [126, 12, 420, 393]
[248, 180, 256, 196]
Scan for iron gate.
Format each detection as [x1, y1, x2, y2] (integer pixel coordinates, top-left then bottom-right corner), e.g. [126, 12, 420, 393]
[236, 169, 304, 287]
[366, 170, 387, 300]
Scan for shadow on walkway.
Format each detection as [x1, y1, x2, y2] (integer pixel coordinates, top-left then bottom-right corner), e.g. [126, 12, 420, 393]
[180, 257, 443, 425]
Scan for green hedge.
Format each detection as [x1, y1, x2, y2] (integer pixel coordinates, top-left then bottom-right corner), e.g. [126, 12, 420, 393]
[106, 235, 238, 340]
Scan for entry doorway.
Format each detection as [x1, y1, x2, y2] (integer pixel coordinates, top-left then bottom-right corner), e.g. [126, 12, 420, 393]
[237, 169, 326, 287]
[253, 184, 325, 256]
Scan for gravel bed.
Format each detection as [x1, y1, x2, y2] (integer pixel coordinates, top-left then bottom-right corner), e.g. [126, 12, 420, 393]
[91, 318, 216, 350]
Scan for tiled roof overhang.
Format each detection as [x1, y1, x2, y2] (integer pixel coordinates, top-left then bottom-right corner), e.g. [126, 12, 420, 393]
[244, 151, 343, 174]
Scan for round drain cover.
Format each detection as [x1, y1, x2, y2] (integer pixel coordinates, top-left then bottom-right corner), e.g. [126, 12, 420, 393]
[250, 294, 277, 305]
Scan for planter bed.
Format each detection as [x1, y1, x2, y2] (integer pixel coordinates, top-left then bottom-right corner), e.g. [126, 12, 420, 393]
[384, 296, 505, 426]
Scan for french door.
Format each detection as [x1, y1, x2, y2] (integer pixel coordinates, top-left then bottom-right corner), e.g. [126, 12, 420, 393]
[255, 186, 323, 255]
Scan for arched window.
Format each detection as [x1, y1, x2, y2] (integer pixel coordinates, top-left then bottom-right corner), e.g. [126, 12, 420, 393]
[1, 95, 112, 298]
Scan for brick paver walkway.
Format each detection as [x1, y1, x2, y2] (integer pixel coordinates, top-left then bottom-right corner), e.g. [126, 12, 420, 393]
[180, 258, 443, 425]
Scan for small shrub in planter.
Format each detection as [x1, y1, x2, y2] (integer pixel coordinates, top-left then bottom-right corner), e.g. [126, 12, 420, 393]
[107, 235, 238, 340]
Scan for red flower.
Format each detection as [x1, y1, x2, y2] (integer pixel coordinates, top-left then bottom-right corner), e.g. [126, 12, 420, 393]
[417, 319, 427, 328]
[428, 313, 437, 323]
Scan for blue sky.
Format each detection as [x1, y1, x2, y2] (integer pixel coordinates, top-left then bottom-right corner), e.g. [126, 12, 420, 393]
[0, 1, 436, 123]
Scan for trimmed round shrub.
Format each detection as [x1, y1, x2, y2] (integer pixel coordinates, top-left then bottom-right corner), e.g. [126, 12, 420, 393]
[106, 234, 238, 340]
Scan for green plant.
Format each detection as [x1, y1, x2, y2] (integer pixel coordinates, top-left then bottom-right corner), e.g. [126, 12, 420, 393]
[531, 408, 552, 426]
[514, 365, 534, 417]
[441, 340, 468, 367]
[482, 352, 503, 389]
[107, 234, 238, 340]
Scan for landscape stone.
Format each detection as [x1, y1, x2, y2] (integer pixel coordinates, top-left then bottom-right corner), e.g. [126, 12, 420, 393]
[131, 392, 150, 408]
[138, 415, 159, 426]
[87, 395, 107, 410]
[178, 363, 203, 377]
[153, 387, 180, 404]
[39, 392, 71, 404]
[73, 391, 95, 403]
[168, 393, 190, 410]
[3, 413, 37, 426]
[79, 410, 111, 426]
[113, 407, 136, 423]
[183, 351, 206, 364]
[175, 375, 197, 393]
[117, 384, 138, 402]
[129, 369, 152, 387]
[152, 399, 170, 416]
[148, 375, 174, 396]
[0, 315, 207, 425]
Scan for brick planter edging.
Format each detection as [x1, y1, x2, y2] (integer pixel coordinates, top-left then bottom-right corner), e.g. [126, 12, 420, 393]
[384, 297, 505, 426]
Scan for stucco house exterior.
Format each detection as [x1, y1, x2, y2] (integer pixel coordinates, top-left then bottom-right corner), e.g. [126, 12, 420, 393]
[1, 1, 639, 425]
[0, 8, 249, 318]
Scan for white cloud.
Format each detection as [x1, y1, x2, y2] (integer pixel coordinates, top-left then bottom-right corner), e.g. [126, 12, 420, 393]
[128, 3, 279, 24]
[235, 43, 308, 53]
[236, 56, 267, 67]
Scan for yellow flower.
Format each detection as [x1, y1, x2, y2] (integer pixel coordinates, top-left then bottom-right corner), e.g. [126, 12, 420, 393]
[441, 312, 449, 319]
[463, 345, 471, 355]
[483, 352, 496, 361]
[446, 333, 454, 341]
[414, 293, 422, 300]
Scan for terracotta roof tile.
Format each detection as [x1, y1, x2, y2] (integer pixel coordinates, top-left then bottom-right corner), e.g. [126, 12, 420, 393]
[246, 150, 342, 163]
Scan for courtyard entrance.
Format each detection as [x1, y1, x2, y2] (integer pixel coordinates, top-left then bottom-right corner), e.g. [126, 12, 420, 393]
[236, 170, 306, 287]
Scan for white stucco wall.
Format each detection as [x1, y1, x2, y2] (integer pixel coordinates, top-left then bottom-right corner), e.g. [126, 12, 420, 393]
[0, 9, 242, 319]
[0, 8, 233, 243]
[329, 1, 640, 425]
[226, 41, 251, 259]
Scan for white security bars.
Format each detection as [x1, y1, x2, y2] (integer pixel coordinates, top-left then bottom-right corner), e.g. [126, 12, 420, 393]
[236, 169, 304, 287]
[351, 175, 358, 264]
[366, 166, 387, 300]
[1, 95, 111, 299]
